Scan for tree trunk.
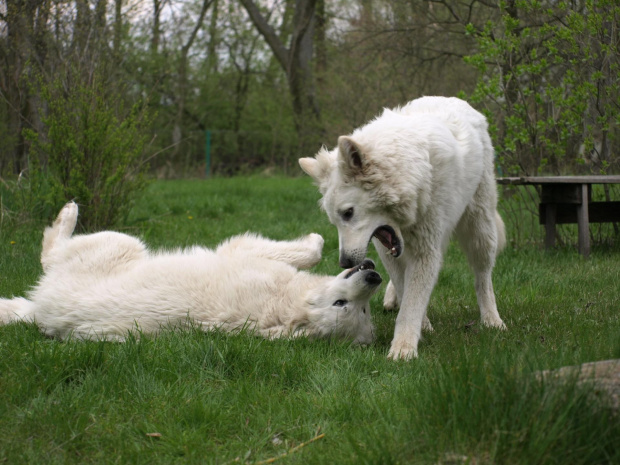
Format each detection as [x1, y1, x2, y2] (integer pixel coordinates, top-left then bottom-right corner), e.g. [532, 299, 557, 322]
[239, 0, 324, 156]
[172, 0, 212, 173]
[207, 0, 219, 72]
[113, 0, 123, 65]
[1, 0, 45, 174]
[151, 0, 162, 54]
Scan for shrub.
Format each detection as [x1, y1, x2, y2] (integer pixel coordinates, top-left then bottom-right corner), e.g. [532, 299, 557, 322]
[22, 77, 152, 231]
[463, 0, 620, 247]
[464, 0, 620, 177]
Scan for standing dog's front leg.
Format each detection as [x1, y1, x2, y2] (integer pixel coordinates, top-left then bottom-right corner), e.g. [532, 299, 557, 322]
[388, 251, 443, 360]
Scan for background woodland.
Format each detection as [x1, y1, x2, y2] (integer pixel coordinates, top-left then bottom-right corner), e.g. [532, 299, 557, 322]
[1, 0, 619, 229]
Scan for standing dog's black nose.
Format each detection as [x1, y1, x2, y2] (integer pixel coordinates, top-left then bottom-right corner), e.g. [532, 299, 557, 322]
[339, 256, 355, 268]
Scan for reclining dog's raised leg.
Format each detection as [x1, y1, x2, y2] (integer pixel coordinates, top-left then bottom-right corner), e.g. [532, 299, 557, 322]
[383, 280, 398, 311]
[217, 233, 324, 269]
[41, 201, 79, 271]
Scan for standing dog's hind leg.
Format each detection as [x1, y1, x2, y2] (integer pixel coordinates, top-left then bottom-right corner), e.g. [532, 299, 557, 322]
[455, 196, 506, 329]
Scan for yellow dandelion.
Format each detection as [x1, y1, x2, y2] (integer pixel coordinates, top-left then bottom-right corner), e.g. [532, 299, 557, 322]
[188, 216, 194, 220]
[10, 241, 16, 245]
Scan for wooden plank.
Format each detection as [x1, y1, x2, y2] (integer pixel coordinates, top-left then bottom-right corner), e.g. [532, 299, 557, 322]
[577, 184, 590, 258]
[497, 175, 620, 185]
[539, 201, 620, 224]
[544, 203, 557, 249]
[541, 184, 585, 204]
[496, 177, 528, 185]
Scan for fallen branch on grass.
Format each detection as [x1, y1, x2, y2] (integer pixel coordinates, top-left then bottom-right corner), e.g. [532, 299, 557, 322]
[255, 432, 326, 465]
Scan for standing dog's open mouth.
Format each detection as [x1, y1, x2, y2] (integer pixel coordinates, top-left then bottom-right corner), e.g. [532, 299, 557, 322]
[372, 225, 402, 257]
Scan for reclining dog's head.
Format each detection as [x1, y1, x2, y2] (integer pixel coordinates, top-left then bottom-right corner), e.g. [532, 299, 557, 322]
[305, 259, 381, 345]
[299, 118, 432, 267]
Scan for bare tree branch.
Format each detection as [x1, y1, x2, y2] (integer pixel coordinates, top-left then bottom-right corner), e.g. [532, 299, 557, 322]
[238, 0, 289, 70]
[182, 0, 214, 54]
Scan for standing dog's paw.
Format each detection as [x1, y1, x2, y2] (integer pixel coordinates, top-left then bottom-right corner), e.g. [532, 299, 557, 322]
[387, 340, 418, 361]
[481, 315, 507, 330]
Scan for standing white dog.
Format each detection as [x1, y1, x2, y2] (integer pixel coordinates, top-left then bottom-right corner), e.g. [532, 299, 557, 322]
[0, 202, 381, 344]
[299, 96, 506, 360]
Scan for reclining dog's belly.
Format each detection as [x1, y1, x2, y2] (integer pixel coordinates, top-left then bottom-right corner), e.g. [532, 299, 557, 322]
[29, 250, 302, 340]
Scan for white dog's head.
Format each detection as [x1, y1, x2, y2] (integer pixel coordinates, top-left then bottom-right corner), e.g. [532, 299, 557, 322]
[305, 259, 381, 345]
[300, 123, 432, 267]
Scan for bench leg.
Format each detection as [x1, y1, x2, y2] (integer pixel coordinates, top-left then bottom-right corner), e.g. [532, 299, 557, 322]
[544, 203, 557, 250]
[577, 184, 590, 258]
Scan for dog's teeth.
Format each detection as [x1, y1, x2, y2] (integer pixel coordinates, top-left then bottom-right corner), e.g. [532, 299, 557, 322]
[390, 247, 397, 255]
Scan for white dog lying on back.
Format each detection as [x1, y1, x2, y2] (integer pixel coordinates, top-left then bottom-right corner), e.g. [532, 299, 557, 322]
[0, 202, 381, 343]
[300, 96, 506, 360]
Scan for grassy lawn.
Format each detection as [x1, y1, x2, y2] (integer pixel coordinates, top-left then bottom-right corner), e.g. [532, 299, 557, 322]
[1, 177, 619, 464]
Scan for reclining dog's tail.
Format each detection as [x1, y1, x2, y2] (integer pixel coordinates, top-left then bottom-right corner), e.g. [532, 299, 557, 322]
[0, 297, 33, 324]
[1, 204, 78, 326]
[495, 211, 506, 254]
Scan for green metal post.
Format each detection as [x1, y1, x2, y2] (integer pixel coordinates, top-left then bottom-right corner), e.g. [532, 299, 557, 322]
[205, 130, 212, 178]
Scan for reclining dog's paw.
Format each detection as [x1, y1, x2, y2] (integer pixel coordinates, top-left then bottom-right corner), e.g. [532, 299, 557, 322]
[304, 233, 324, 264]
[383, 280, 399, 312]
[306, 233, 324, 249]
[55, 201, 79, 236]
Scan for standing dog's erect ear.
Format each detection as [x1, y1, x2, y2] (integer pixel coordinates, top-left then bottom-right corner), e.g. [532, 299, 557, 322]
[338, 136, 366, 178]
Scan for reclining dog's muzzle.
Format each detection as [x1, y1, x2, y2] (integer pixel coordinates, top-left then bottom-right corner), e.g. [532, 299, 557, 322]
[344, 259, 377, 279]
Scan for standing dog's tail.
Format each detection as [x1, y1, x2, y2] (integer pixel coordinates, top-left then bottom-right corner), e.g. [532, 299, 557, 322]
[0, 297, 33, 324]
[495, 211, 506, 254]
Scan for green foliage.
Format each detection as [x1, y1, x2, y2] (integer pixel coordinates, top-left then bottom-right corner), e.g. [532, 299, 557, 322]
[1, 178, 619, 463]
[22, 78, 152, 231]
[465, 0, 620, 176]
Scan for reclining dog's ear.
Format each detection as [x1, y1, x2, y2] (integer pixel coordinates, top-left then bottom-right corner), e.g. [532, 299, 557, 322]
[299, 147, 334, 184]
[338, 136, 366, 178]
[299, 157, 321, 181]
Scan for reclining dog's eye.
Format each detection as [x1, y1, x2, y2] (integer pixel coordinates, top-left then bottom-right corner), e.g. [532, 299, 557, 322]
[341, 208, 354, 221]
[333, 299, 348, 307]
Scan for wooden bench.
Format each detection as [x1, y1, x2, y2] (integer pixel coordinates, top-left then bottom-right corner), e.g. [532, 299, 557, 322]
[496, 176, 620, 258]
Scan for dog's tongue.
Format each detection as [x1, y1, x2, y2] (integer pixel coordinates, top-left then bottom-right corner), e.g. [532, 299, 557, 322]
[373, 228, 393, 250]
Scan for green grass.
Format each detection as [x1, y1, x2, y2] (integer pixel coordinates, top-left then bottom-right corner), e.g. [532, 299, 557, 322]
[1, 177, 619, 464]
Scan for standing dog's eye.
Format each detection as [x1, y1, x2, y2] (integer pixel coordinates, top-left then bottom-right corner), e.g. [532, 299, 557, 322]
[333, 299, 348, 307]
[341, 208, 354, 221]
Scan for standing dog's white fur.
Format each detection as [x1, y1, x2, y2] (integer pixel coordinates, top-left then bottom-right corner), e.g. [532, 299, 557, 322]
[299, 96, 506, 360]
[0, 202, 382, 343]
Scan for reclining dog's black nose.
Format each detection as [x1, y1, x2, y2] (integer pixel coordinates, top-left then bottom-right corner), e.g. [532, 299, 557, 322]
[365, 271, 382, 285]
